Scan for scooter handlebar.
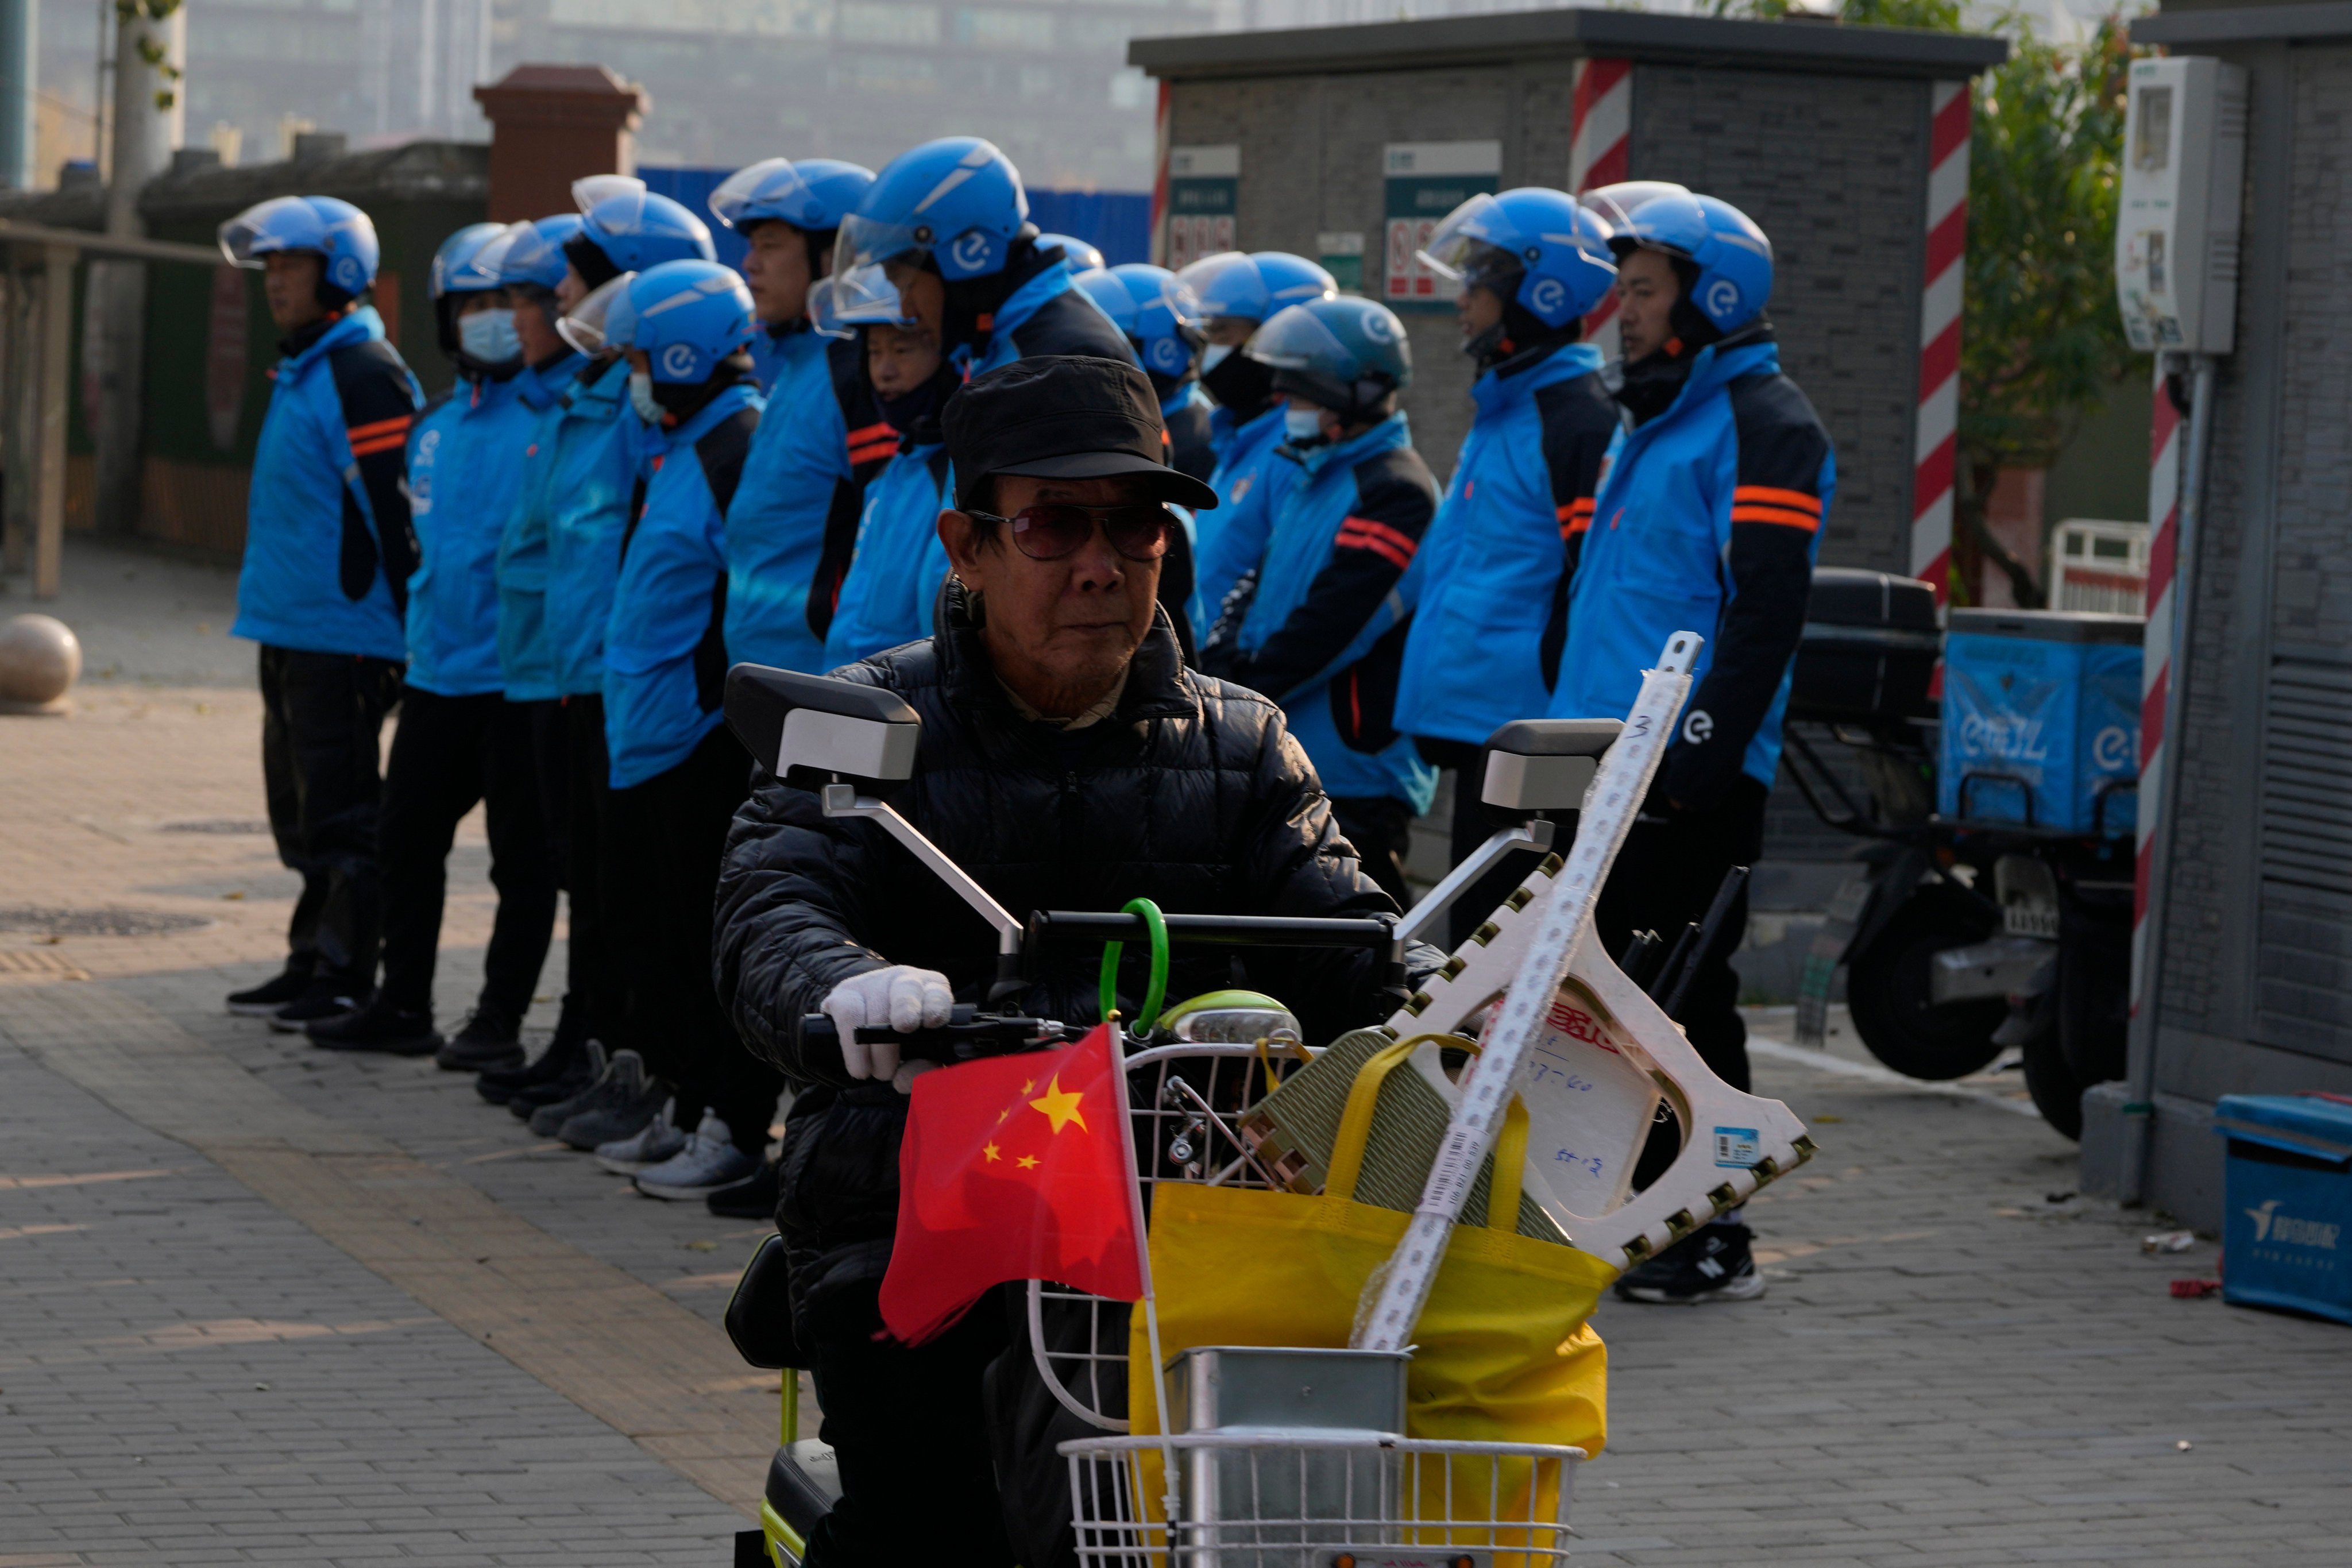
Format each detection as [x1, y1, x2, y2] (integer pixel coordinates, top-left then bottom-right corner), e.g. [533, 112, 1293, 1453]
[796, 1003, 1071, 1063]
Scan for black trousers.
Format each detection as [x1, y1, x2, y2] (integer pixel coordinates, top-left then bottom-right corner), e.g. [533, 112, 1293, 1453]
[258, 645, 402, 986]
[1594, 775, 1767, 1092]
[604, 723, 779, 1152]
[798, 1279, 1015, 1568]
[1419, 738, 1552, 951]
[1330, 795, 1415, 909]
[376, 689, 559, 1018]
[558, 694, 627, 1052]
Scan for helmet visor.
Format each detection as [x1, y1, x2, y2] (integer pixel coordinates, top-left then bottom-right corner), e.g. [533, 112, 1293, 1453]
[558, 271, 636, 356]
[829, 214, 925, 326]
[1580, 181, 1689, 232]
[572, 174, 646, 215]
[218, 195, 315, 268]
[500, 220, 567, 290]
[711, 157, 808, 231]
[806, 277, 856, 341]
[1416, 192, 1515, 285]
[1243, 303, 1353, 379]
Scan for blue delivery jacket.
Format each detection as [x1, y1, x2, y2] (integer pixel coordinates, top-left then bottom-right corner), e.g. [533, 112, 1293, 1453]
[495, 349, 587, 702]
[965, 257, 1133, 379]
[1221, 414, 1439, 810]
[544, 356, 642, 698]
[604, 380, 763, 789]
[231, 306, 423, 659]
[1547, 329, 1835, 808]
[1193, 401, 1299, 640]
[1395, 342, 1616, 746]
[404, 367, 535, 698]
[726, 328, 893, 675]
[822, 440, 953, 669]
[1163, 380, 1216, 484]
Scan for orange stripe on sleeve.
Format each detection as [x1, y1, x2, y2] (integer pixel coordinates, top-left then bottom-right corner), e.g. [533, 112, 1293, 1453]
[347, 415, 413, 442]
[1729, 504, 1821, 531]
[1732, 485, 1820, 515]
[349, 433, 409, 457]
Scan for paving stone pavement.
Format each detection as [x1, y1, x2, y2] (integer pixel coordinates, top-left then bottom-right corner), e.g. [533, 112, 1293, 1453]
[6, 538, 2351, 1564]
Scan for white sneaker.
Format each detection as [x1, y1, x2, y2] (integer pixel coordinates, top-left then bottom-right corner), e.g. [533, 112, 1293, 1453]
[594, 1099, 688, 1174]
[633, 1110, 757, 1201]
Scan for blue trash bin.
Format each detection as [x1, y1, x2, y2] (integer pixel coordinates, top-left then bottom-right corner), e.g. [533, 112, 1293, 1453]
[2213, 1093, 2352, 1326]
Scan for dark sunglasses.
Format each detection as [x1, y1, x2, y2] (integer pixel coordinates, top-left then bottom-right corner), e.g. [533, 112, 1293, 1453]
[968, 501, 1175, 563]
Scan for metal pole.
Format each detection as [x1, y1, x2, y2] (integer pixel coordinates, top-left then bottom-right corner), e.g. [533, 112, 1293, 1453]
[0, 0, 35, 190]
[2120, 352, 2216, 1207]
[33, 243, 72, 599]
[91, 0, 180, 539]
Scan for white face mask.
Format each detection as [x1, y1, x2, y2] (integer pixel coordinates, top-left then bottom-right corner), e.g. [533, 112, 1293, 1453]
[1199, 342, 1234, 374]
[457, 307, 521, 365]
[628, 369, 663, 425]
[1284, 404, 1327, 444]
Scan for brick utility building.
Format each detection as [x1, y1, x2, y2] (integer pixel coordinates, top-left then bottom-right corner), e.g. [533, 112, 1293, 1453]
[2077, 0, 2352, 1225]
[1129, 9, 2005, 932]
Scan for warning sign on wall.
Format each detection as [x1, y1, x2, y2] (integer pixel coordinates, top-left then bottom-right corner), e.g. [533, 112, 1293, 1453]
[1382, 141, 1500, 307]
[1165, 144, 1239, 272]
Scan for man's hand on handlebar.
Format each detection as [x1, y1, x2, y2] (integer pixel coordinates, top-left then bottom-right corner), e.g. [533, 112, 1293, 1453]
[821, 965, 954, 1091]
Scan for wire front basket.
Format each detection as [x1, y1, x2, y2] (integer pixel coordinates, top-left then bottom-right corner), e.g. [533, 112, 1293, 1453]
[1062, 1429, 1584, 1567]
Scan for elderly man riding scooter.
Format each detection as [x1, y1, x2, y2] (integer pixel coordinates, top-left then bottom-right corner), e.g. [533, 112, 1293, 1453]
[715, 353, 1443, 1567]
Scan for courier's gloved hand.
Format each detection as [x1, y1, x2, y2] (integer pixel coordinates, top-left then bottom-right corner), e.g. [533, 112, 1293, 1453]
[820, 965, 953, 1088]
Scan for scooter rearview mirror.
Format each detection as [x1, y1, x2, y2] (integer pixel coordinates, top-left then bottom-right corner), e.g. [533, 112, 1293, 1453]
[1480, 717, 1623, 812]
[723, 663, 923, 789]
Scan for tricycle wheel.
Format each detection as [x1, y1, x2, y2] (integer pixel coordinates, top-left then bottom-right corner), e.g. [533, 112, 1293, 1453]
[1845, 883, 2006, 1080]
[2021, 1013, 2087, 1140]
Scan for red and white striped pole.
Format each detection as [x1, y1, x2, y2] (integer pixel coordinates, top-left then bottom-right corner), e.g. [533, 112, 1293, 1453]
[1911, 80, 1971, 598]
[1569, 56, 1631, 358]
[2131, 369, 2184, 1015]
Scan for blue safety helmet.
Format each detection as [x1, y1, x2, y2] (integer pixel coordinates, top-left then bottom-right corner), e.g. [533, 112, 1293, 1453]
[1246, 295, 1412, 423]
[560, 271, 638, 357]
[1175, 251, 1336, 326]
[709, 156, 876, 234]
[1417, 187, 1616, 330]
[1036, 233, 1104, 272]
[625, 260, 756, 385]
[218, 194, 381, 298]
[499, 214, 584, 293]
[1078, 264, 1204, 383]
[831, 137, 1029, 323]
[430, 223, 516, 300]
[575, 188, 717, 277]
[1612, 192, 1773, 333]
[1579, 180, 1689, 231]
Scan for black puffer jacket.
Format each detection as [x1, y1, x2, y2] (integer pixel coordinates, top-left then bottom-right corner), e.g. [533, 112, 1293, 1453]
[713, 581, 1435, 1312]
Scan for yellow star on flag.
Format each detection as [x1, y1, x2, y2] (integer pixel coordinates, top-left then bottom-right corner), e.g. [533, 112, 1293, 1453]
[982, 1143, 1000, 1163]
[1028, 1073, 1088, 1135]
[1017, 1154, 1040, 1170]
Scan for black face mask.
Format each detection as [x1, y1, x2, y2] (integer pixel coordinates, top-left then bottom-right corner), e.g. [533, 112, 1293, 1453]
[1145, 367, 1186, 404]
[875, 360, 960, 439]
[1200, 347, 1275, 419]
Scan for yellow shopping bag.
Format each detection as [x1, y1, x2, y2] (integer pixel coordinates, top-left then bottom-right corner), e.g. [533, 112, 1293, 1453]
[1127, 1040, 1615, 1543]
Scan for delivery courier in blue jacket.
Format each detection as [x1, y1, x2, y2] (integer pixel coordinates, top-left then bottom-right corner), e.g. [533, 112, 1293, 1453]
[308, 222, 559, 1064]
[1548, 192, 1834, 1308]
[492, 214, 587, 712]
[1177, 250, 1337, 631]
[218, 195, 421, 1028]
[821, 320, 960, 667]
[598, 260, 783, 1204]
[1202, 296, 1439, 903]
[702, 155, 885, 675]
[1393, 187, 1623, 941]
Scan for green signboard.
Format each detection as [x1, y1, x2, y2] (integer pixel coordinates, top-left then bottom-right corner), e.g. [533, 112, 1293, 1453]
[1382, 141, 1500, 308]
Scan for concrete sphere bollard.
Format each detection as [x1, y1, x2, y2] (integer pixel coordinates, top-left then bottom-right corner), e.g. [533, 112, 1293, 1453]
[0, 613, 82, 709]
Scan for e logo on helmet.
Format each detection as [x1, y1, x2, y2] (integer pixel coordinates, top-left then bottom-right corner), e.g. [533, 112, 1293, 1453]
[660, 342, 700, 380]
[1360, 310, 1397, 345]
[949, 231, 992, 274]
[1528, 276, 1567, 318]
[332, 256, 362, 290]
[1704, 278, 1743, 323]
[1149, 338, 1185, 373]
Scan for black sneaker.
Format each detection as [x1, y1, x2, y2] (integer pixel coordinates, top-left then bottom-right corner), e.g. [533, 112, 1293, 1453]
[1612, 1221, 1766, 1305]
[227, 965, 315, 1017]
[477, 1030, 589, 1106]
[509, 1040, 604, 1120]
[435, 1007, 524, 1073]
[307, 1000, 439, 1057]
[269, 981, 366, 1034]
[705, 1158, 781, 1221]
[532, 1048, 647, 1140]
[556, 1069, 668, 1152]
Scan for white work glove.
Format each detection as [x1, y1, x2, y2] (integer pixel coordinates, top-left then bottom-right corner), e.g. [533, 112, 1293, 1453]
[820, 964, 953, 1088]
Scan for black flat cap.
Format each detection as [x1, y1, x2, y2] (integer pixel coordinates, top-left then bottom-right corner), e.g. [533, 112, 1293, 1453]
[941, 354, 1220, 512]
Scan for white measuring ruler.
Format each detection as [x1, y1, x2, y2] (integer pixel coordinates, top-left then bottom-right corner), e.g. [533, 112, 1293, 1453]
[1353, 630, 1702, 1353]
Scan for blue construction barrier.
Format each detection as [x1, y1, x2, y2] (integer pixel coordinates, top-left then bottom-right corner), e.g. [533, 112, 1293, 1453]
[638, 166, 1151, 276]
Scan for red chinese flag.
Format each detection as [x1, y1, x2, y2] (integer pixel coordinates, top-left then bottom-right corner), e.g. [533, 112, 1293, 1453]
[879, 1024, 1144, 1345]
